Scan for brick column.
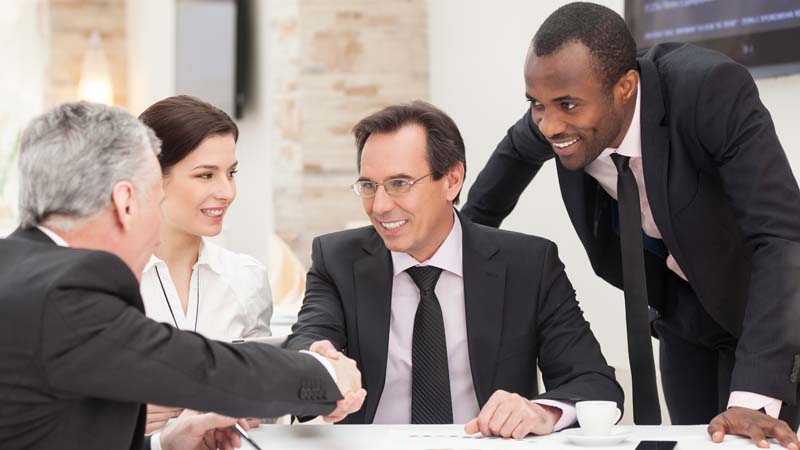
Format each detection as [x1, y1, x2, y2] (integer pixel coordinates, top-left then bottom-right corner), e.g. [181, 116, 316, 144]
[269, 0, 429, 263]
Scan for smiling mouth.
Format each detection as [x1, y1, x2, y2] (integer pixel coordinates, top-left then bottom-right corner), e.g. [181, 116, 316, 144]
[380, 220, 407, 230]
[551, 137, 581, 149]
[201, 208, 224, 217]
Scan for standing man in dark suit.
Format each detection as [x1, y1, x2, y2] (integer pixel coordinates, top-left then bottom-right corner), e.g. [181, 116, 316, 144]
[460, 2, 800, 447]
[0, 102, 365, 450]
[285, 100, 623, 438]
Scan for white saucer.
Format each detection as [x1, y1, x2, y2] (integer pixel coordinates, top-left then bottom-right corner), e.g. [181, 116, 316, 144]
[561, 427, 632, 446]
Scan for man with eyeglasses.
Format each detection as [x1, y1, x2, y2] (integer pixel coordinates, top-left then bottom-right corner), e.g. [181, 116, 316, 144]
[284, 100, 623, 438]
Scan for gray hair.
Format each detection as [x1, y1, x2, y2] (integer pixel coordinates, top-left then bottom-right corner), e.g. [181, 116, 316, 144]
[17, 101, 161, 229]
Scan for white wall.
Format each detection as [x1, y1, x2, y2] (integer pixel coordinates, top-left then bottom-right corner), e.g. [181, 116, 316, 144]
[220, 0, 274, 265]
[0, 0, 49, 236]
[126, 0, 176, 116]
[428, 0, 800, 423]
[126, 0, 274, 265]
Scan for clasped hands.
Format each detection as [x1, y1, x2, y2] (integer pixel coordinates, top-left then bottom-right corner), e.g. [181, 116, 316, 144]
[307, 339, 367, 423]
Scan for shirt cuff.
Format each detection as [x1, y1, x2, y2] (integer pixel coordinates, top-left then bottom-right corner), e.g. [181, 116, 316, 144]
[532, 399, 576, 431]
[728, 391, 782, 418]
[300, 350, 337, 383]
[150, 432, 163, 450]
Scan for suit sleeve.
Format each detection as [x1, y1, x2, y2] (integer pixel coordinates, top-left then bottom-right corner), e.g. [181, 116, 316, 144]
[531, 241, 625, 411]
[40, 252, 341, 419]
[695, 62, 800, 403]
[284, 236, 349, 352]
[460, 109, 555, 227]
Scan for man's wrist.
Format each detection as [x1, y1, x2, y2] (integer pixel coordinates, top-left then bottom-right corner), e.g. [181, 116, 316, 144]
[300, 350, 337, 382]
[728, 391, 782, 418]
[539, 404, 563, 423]
[531, 399, 576, 431]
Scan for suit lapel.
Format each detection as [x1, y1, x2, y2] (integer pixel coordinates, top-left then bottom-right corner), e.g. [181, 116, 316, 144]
[459, 213, 507, 407]
[354, 230, 394, 423]
[638, 58, 681, 258]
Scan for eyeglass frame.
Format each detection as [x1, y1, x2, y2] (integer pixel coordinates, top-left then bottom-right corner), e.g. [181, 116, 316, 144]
[349, 172, 434, 198]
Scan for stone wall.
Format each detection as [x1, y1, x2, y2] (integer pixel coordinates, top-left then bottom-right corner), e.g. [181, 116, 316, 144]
[49, 0, 127, 107]
[268, 0, 429, 263]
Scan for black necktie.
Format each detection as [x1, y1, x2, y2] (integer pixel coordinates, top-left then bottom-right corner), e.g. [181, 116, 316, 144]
[610, 153, 662, 425]
[406, 265, 453, 424]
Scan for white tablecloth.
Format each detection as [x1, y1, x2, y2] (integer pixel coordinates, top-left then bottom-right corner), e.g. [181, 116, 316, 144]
[247, 424, 780, 449]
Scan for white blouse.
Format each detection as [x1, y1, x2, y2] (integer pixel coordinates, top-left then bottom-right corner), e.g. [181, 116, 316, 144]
[141, 239, 272, 341]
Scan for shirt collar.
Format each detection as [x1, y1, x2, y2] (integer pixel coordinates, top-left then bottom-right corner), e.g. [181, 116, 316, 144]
[196, 238, 225, 275]
[144, 238, 225, 275]
[143, 254, 165, 273]
[390, 209, 463, 278]
[601, 80, 642, 159]
[37, 225, 70, 247]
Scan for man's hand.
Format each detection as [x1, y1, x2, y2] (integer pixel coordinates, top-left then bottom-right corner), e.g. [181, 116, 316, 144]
[309, 340, 363, 395]
[464, 390, 561, 439]
[159, 409, 248, 450]
[309, 339, 339, 359]
[708, 407, 800, 449]
[323, 389, 367, 423]
[146, 404, 184, 434]
[308, 340, 366, 422]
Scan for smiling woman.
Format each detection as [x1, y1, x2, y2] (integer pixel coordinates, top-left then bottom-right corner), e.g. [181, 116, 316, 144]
[137, 95, 273, 433]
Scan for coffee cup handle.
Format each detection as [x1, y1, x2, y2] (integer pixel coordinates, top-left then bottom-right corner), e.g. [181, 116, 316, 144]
[613, 408, 621, 424]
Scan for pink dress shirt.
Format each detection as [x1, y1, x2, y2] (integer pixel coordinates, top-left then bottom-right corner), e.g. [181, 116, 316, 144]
[372, 213, 576, 429]
[582, 84, 780, 418]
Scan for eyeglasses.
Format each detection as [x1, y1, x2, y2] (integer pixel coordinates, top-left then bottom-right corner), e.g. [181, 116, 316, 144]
[350, 173, 433, 198]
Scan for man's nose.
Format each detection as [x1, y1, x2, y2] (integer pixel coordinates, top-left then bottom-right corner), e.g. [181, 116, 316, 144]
[371, 185, 395, 215]
[536, 109, 567, 139]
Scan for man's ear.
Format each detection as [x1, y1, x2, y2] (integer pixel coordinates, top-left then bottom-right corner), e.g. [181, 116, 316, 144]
[110, 181, 136, 232]
[444, 162, 465, 203]
[615, 69, 639, 106]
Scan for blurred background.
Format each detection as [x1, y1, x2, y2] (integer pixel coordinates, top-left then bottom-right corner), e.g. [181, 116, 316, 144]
[1, 0, 798, 424]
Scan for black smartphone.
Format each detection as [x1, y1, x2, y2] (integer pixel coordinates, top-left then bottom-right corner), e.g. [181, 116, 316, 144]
[635, 441, 678, 450]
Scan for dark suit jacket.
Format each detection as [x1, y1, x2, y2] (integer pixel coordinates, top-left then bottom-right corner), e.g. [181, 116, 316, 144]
[461, 43, 800, 405]
[284, 212, 623, 423]
[0, 227, 340, 450]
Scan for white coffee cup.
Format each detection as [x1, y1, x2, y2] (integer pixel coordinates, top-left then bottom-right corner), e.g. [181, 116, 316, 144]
[576, 400, 621, 435]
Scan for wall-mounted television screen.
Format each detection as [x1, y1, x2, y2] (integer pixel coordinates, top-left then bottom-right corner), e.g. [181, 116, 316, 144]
[176, 0, 248, 118]
[625, 0, 800, 77]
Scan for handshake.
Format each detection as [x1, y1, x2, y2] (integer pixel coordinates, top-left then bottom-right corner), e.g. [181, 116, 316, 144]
[310, 340, 367, 423]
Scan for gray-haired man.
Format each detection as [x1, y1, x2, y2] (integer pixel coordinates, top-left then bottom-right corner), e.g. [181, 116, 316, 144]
[0, 102, 365, 450]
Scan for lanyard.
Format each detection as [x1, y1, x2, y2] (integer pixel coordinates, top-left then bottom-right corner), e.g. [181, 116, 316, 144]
[154, 265, 199, 332]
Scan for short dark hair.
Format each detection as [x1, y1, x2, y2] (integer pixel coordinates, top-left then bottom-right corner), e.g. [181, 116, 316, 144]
[532, 2, 637, 90]
[352, 100, 466, 204]
[138, 95, 238, 174]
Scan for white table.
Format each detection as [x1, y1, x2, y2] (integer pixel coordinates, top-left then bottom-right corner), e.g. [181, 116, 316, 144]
[247, 424, 776, 449]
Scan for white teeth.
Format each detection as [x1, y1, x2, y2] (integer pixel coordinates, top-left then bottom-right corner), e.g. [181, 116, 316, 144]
[552, 138, 579, 149]
[202, 209, 223, 217]
[381, 220, 407, 230]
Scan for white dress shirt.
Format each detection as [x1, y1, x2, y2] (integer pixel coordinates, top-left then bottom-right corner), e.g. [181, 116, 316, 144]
[583, 83, 781, 417]
[372, 213, 575, 429]
[141, 239, 272, 341]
